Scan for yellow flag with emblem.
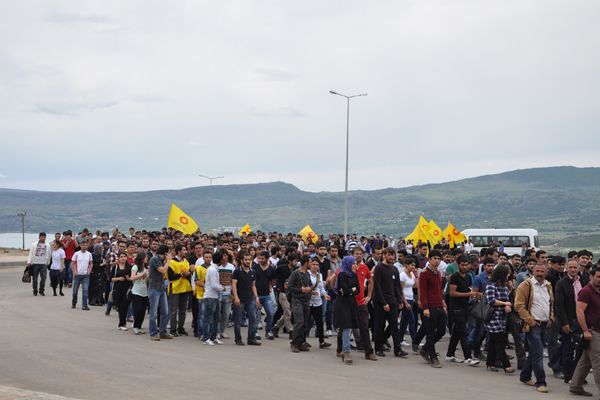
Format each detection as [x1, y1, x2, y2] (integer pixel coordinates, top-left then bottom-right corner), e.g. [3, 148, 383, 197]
[298, 224, 319, 244]
[167, 203, 199, 235]
[239, 224, 252, 236]
[427, 219, 443, 245]
[443, 222, 467, 248]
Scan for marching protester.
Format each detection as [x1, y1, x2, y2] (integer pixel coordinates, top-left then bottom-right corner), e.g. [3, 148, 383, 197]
[307, 257, 331, 348]
[288, 255, 312, 353]
[27, 232, 51, 296]
[49, 240, 66, 296]
[130, 252, 149, 334]
[231, 252, 260, 346]
[111, 252, 132, 330]
[484, 264, 514, 374]
[71, 240, 93, 310]
[147, 245, 172, 341]
[334, 255, 360, 364]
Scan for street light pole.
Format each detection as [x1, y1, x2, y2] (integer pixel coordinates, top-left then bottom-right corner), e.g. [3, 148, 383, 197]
[198, 174, 224, 186]
[329, 90, 367, 240]
[17, 211, 26, 250]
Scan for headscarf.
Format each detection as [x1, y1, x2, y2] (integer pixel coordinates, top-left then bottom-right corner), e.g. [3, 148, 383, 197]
[335, 256, 356, 291]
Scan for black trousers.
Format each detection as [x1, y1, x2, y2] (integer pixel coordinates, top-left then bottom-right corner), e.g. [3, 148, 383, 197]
[507, 311, 526, 359]
[49, 269, 63, 292]
[423, 307, 447, 359]
[358, 304, 374, 356]
[131, 294, 148, 330]
[487, 331, 510, 368]
[291, 299, 310, 346]
[307, 305, 325, 342]
[373, 302, 401, 353]
[561, 331, 583, 381]
[114, 290, 130, 328]
[168, 292, 188, 332]
[31, 264, 46, 294]
[447, 308, 471, 359]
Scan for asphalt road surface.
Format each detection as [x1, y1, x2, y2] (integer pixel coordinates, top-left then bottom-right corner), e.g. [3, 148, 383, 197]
[0, 266, 595, 400]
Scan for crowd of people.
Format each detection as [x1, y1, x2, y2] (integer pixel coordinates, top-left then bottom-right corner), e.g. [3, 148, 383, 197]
[25, 227, 600, 396]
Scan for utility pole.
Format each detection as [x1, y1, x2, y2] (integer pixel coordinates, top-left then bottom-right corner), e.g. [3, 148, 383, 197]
[17, 211, 26, 250]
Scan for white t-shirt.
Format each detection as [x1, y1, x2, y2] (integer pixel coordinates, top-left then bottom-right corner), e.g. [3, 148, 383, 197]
[50, 248, 66, 270]
[399, 271, 415, 301]
[72, 250, 92, 275]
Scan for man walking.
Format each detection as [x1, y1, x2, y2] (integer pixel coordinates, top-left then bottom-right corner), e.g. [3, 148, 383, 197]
[288, 255, 313, 352]
[231, 253, 261, 346]
[167, 244, 192, 337]
[202, 252, 225, 346]
[71, 240, 93, 310]
[148, 245, 173, 341]
[569, 266, 600, 396]
[515, 263, 554, 393]
[27, 232, 51, 296]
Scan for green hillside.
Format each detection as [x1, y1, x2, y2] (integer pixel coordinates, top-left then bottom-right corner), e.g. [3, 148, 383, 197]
[1, 166, 599, 241]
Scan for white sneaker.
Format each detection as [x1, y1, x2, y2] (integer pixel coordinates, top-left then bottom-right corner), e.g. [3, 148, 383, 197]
[465, 358, 480, 366]
[133, 328, 141, 335]
[118, 326, 128, 331]
[401, 341, 410, 347]
[445, 356, 464, 363]
[326, 330, 334, 337]
[258, 323, 263, 330]
[203, 339, 215, 346]
[139, 329, 146, 335]
[214, 338, 224, 345]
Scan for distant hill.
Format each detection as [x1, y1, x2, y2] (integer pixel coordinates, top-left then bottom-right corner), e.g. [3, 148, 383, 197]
[1, 166, 600, 240]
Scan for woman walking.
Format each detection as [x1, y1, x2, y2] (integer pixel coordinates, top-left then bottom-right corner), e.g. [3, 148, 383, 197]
[485, 264, 514, 374]
[334, 256, 360, 364]
[49, 241, 66, 296]
[111, 253, 132, 331]
[130, 252, 149, 334]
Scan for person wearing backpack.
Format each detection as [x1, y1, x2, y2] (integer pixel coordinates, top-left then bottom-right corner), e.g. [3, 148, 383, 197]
[514, 263, 554, 393]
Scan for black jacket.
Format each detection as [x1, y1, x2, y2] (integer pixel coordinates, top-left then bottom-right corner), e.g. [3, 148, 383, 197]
[554, 275, 578, 330]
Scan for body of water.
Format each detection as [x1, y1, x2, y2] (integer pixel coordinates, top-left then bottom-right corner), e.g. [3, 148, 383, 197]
[0, 233, 44, 249]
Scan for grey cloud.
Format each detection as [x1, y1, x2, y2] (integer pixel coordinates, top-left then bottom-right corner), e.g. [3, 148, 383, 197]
[129, 95, 169, 104]
[35, 99, 119, 116]
[255, 67, 296, 82]
[43, 13, 116, 25]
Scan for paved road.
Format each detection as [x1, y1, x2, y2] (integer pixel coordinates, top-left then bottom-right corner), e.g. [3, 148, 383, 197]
[0, 266, 595, 400]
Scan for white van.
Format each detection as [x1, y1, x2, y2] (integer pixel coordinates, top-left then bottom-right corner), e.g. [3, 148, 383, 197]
[462, 229, 539, 256]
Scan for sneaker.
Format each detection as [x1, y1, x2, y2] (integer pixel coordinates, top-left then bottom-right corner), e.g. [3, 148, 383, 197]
[299, 342, 310, 351]
[266, 332, 274, 340]
[465, 358, 480, 367]
[475, 353, 487, 362]
[291, 344, 300, 353]
[150, 335, 160, 341]
[326, 330, 335, 336]
[139, 329, 146, 335]
[160, 334, 174, 340]
[203, 339, 215, 346]
[445, 356, 464, 363]
[536, 385, 548, 393]
[177, 328, 189, 337]
[521, 379, 535, 386]
[247, 340, 262, 346]
[82, 306, 90, 311]
[395, 350, 409, 358]
[235, 340, 245, 346]
[133, 328, 141, 335]
[72, 304, 76, 309]
[430, 357, 442, 368]
[118, 326, 128, 331]
[412, 344, 419, 353]
[401, 341, 410, 347]
[319, 341, 332, 349]
[219, 333, 230, 339]
[214, 338, 224, 345]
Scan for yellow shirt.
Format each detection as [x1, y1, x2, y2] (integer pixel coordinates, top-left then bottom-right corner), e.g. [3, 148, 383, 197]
[194, 265, 207, 299]
[168, 258, 192, 294]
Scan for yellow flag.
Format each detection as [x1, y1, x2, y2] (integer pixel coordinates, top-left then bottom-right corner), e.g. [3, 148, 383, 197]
[427, 219, 443, 245]
[298, 224, 318, 244]
[442, 222, 467, 248]
[239, 224, 252, 236]
[167, 203, 199, 235]
[405, 224, 429, 245]
[417, 216, 435, 244]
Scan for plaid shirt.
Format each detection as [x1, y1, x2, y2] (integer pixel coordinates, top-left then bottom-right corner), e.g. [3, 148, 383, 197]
[485, 283, 510, 333]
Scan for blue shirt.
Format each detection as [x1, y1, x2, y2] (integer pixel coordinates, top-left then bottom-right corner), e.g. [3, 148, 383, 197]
[473, 271, 489, 293]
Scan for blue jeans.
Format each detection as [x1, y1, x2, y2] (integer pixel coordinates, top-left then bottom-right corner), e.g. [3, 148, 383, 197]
[201, 297, 220, 341]
[218, 294, 232, 335]
[233, 300, 257, 342]
[72, 274, 89, 307]
[342, 328, 352, 353]
[468, 319, 486, 355]
[63, 260, 73, 284]
[547, 323, 562, 373]
[256, 295, 274, 333]
[196, 299, 205, 338]
[520, 325, 547, 386]
[148, 288, 169, 337]
[399, 299, 416, 341]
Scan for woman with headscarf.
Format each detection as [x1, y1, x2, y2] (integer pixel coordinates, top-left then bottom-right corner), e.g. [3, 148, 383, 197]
[334, 256, 360, 364]
[88, 242, 106, 306]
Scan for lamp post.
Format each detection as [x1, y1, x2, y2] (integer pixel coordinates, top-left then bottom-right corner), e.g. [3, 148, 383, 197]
[17, 211, 26, 250]
[329, 90, 367, 240]
[198, 174, 224, 185]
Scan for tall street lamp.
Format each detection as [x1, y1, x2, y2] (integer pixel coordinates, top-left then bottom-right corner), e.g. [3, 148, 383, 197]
[329, 90, 367, 240]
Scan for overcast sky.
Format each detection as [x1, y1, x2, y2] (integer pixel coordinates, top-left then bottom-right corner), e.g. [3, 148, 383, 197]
[1, 1, 599, 193]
